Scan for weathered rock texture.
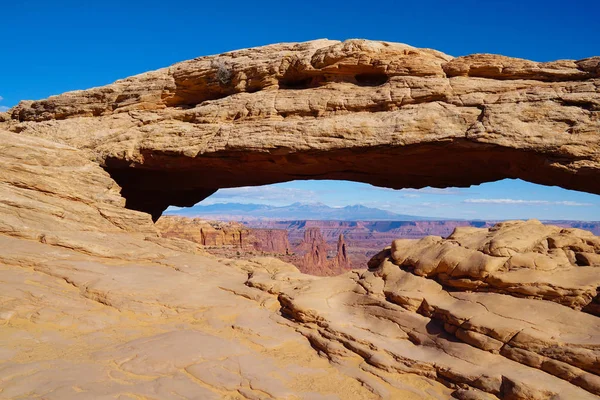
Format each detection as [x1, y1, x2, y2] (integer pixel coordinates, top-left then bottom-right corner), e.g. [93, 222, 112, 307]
[246, 220, 600, 399]
[0, 127, 397, 399]
[1, 39, 599, 220]
[1, 40, 600, 399]
[388, 220, 600, 314]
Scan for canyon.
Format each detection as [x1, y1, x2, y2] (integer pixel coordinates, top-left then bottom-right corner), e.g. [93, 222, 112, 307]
[0, 39, 599, 399]
[158, 216, 600, 275]
[156, 216, 351, 275]
[156, 216, 291, 253]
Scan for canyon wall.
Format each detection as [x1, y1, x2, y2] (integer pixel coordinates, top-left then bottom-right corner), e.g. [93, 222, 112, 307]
[252, 228, 291, 253]
[157, 216, 290, 253]
[157, 217, 350, 276]
[156, 216, 252, 248]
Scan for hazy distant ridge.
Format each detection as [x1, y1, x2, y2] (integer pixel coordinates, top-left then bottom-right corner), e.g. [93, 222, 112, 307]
[165, 202, 434, 221]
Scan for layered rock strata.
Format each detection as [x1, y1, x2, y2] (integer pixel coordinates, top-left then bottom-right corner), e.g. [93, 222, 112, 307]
[386, 220, 600, 314]
[157, 216, 251, 248]
[248, 220, 600, 399]
[156, 215, 291, 254]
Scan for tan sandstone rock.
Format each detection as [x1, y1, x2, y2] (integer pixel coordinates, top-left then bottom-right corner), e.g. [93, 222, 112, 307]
[0, 40, 599, 399]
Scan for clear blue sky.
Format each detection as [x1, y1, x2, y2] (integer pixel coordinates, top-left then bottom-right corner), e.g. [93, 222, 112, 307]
[1, 0, 599, 220]
[202, 180, 600, 220]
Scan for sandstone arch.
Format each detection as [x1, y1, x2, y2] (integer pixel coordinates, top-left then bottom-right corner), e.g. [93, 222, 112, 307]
[1, 39, 599, 220]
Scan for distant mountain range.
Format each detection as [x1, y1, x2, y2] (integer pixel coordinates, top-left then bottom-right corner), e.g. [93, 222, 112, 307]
[165, 202, 435, 221]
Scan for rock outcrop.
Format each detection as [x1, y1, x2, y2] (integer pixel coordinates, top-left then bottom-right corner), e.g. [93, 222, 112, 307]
[0, 127, 390, 399]
[333, 233, 351, 270]
[387, 219, 600, 314]
[295, 228, 351, 275]
[297, 227, 330, 271]
[248, 220, 600, 399]
[251, 228, 291, 254]
[1, 39, 599, 220]
[1, 40, 600, 399]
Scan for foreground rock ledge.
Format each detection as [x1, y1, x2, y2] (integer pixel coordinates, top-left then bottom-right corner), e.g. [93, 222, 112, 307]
[1, 39, 599, 219]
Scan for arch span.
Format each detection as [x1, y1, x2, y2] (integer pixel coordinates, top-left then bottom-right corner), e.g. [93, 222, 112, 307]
[2, 39, 599, 220]
[104, 141, 599, 221]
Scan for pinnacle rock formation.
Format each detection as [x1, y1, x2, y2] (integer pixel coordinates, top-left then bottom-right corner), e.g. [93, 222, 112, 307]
[1, 39, 599, 220]
[333, 233, 351, 269]
[294, 228, 351, 275]
[0, 40, 600, 399]
[297, 227, 331, 274]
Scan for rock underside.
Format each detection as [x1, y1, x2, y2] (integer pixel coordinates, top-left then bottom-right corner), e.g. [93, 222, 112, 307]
[0, 39, 599, 399]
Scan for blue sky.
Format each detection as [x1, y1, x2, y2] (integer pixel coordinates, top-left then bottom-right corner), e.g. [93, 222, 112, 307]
[202, 180, 600, 220]
[1, 0, 599, 220]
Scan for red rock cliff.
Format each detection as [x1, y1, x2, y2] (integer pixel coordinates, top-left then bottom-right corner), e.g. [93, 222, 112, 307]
[295, 228, 351, 276]
[332, 234, 351, 270]
[251, 229, 290, 254]
[156, 216, 252, 248]
[156, 216, 290, 254]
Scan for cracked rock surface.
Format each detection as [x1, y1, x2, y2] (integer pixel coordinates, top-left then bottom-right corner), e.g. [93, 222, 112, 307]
[1, 129, 599, 399]
[249, 221, 600, 399]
